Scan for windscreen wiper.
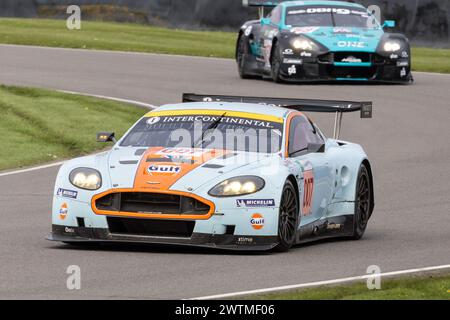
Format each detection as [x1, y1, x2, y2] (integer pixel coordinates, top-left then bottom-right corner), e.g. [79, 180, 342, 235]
[192, 112, 227, 148]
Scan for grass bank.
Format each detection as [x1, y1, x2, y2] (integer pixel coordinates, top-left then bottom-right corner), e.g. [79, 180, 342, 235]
[0, 85, 146, 171]
[249, 273, 450, 300]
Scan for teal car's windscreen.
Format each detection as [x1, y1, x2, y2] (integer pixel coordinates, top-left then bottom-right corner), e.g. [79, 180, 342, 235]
[120, 114, 284, 153]
[285, 6, 377, 28]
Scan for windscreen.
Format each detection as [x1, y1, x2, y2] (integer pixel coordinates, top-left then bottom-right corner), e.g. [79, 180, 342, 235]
[285, 6, 378, 28]
[120, 111, 284, 154]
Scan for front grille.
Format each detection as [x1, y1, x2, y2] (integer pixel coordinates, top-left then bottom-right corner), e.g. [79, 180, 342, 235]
[107, 217, 195, 237]
[95, 192, 210, 215]
[333, 52, 372, 63]
[326, 65, 377, 79]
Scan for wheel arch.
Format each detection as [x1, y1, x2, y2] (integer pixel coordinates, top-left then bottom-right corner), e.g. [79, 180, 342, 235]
[361, 159, 375, 216]
[235, 30, 244, 60]
[269, 37, 279, 65]
[286, 174, 300, 208]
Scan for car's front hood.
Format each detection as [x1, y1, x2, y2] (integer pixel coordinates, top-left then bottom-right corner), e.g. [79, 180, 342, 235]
[106, 147, 281, 192]
[290, 26, 383, 52]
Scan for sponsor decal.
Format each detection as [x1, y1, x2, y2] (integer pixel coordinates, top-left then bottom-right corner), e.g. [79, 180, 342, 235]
[400, 67, 407, 77]
[341, 56, 362, 63]
[397, 61, 409, 67]
[147, 164, 181, 174]
[250, 213, 265, 230]
[156, 147, 206, 158]
[146, 116, 161, 125]
[64, 227, 75, 233]
[283, 58, 303, 64]
[153, 115, 276, 129]
[236, 237, 254, 245]
[288, 8, 368, 17]
[59, 203, 68, 220]
[333, 27, 352, 33]
[401, 51, 409, 58]
[326, 223, 342, 230]
[300, 51, 312, 57]
[288, 65, 297, 75]
[337, 41, 366, 48]
[390, 53, 399, 59]
[237, 199, 275, 208]
[283, 48, 294, 55]
[290, 26, 319, 34]
[56, 188, 78, 199]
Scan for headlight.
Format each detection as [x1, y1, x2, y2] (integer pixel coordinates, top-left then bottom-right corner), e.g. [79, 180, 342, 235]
[292, 38, 315, 51]
[208, 176, 265, 197]
[383, 41, 401, 52]
[69, 168, 102, 190]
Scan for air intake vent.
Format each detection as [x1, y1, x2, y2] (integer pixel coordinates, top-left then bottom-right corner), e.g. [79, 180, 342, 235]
[107, 217, 195, 237]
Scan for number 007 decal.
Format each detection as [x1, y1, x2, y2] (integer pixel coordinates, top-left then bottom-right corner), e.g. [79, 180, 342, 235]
[302, 170, 314, 216]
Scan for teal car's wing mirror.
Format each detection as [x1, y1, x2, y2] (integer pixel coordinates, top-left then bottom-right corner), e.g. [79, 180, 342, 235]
[260, 17, 271, 25]
[383, 20, 396, 28]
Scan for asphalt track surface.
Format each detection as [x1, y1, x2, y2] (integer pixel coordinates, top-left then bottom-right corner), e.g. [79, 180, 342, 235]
[0, 44, 449, 299]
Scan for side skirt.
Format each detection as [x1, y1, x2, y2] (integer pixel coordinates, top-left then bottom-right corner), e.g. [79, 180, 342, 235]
[295, 214, 354, 244]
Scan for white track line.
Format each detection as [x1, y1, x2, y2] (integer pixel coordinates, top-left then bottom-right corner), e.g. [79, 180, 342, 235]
[58, 90, 156, 109]
[0, 92, 155, 177]
[190, 264, 450, 300]
[0, 161, 65, 177]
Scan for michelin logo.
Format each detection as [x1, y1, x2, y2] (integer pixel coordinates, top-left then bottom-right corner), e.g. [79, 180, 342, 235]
[236, 199, 275, 208]
[57, 188, 78, 199]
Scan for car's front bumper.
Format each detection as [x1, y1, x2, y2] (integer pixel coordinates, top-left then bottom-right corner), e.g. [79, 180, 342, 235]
[47, 225, 278, 251]
[49, 192, 281, 251]
[279, 51, 412, 83]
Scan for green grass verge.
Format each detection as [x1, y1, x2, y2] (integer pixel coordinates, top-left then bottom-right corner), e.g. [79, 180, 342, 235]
[0, 18, 235, 58]
[0, 85, 146, 171]
[0, 18, 449, 72]
[412, 48, 450, 74]
[249, 274, 450, 300]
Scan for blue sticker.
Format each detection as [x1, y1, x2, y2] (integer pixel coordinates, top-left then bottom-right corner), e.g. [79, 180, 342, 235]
[236, 199, 275, 207]
[57, 188, 78, 199]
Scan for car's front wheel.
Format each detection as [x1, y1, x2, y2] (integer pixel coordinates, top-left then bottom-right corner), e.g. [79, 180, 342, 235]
[352, 164, 372, 240]
[237, 36, 251, 79]
[270, 41, 283, 83]
[275, 180, 299, 252]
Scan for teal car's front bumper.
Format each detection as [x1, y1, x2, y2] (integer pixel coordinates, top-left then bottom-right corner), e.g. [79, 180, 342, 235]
[279, 51, 412, 83]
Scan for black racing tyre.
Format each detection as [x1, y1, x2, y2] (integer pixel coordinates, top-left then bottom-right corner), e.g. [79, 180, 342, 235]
[237, 36, 251, 79]
[270, 41, 283, 83]
[351, 164, 372, 240]
[275, 180, 299, 252]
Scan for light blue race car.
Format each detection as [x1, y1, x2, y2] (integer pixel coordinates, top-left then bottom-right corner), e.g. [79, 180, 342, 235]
[47, 93, 374, 252]
[237, 0, 412, 83]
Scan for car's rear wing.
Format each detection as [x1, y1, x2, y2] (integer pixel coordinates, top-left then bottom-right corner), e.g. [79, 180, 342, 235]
[182, 93, 372, 140]
[243, 0, 289, 18]
[243, 0, 283, 7]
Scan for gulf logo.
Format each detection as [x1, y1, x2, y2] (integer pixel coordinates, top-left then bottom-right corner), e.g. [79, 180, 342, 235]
[59, 203, 68, 220]
[147, 164, 181, 175]
[250, 213, 264, 230]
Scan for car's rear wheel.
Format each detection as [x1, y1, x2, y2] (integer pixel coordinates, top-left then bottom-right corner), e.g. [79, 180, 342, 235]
[270, 41, 283, 83]
[275, 180, 299, 252]
[237, 36, 251, 79]
[352, 164, 372, 240]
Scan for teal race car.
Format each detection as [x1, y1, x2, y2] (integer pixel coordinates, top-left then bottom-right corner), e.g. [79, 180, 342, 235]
[237, 0, 413, 83]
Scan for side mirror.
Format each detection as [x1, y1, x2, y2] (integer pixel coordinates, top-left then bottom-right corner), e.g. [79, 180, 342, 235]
[260, 17, 270, 26]
[97, 132, 116, 143]
[307, 143, 325, 153]
[383, 20, 395, 28]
